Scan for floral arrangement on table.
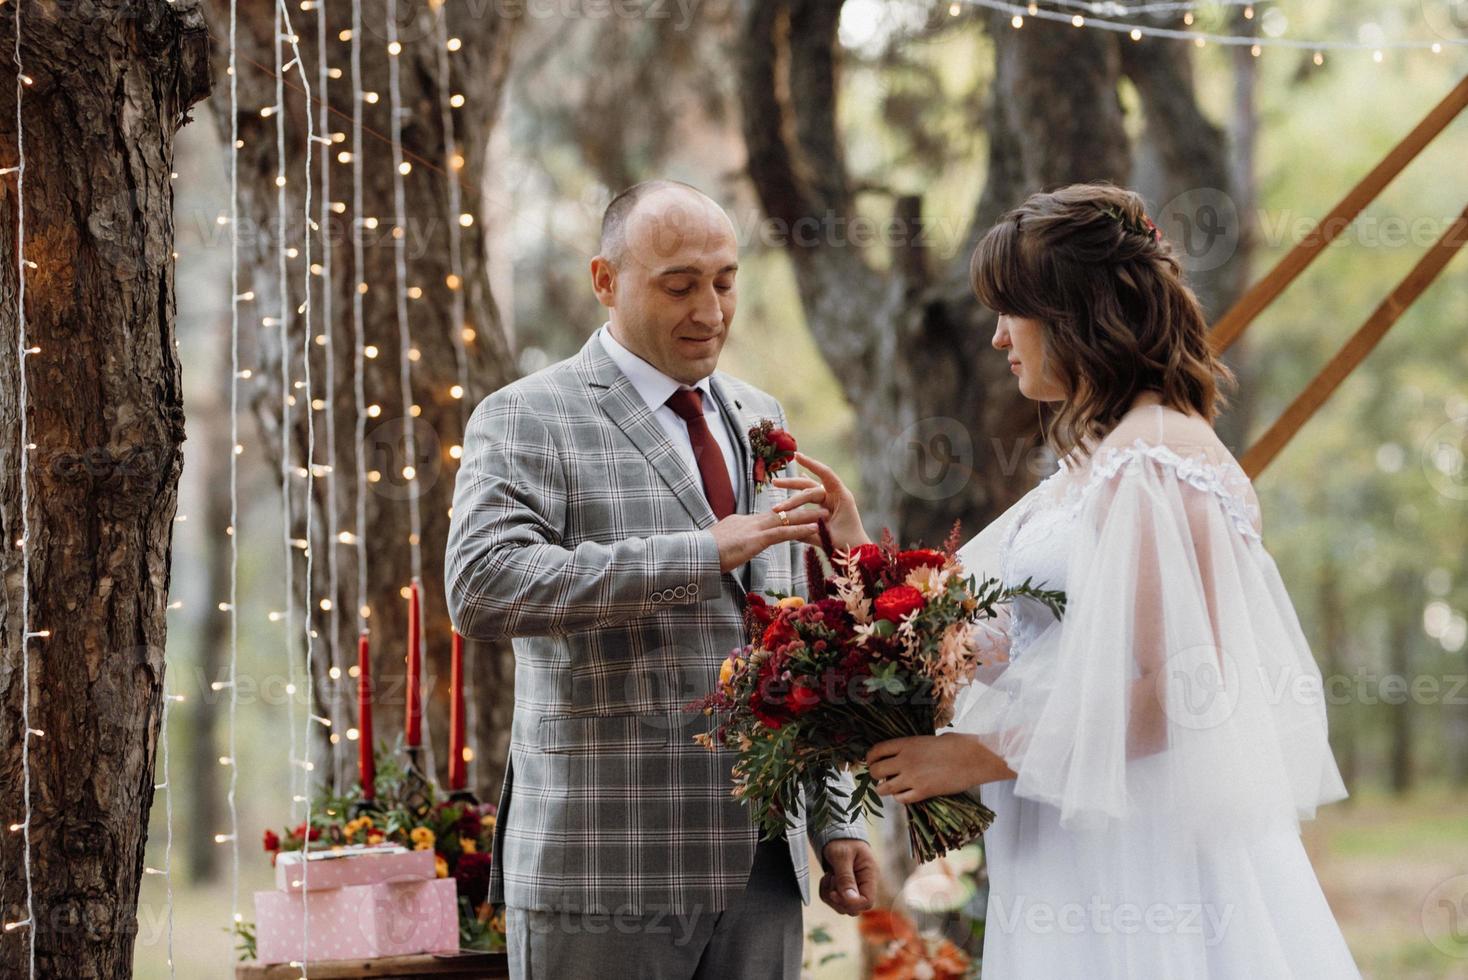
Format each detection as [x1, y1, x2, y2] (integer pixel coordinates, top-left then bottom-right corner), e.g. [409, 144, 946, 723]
[858, 907, 975, 980]
[236, 745, 505, 960]
[689, 523, 1066, 862]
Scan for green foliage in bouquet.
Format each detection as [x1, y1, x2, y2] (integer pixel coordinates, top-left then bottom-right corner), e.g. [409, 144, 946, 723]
[690, 523, 1065, 862]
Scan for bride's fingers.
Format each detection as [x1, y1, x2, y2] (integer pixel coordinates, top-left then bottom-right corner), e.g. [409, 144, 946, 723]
[773, 487, 827, 512]
[866, 741, 902, 766]
[868, 756, 899, 781]
[794, 451, 842, 487]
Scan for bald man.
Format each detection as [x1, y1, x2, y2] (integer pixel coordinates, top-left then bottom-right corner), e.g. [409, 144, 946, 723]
[446, 181, 875, 979]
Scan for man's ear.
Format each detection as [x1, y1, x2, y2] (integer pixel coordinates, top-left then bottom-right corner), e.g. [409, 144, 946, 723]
[590, 255, 617, 309]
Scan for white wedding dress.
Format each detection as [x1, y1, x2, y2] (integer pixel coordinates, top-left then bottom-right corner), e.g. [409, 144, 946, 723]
[947, 403, 1360, 979]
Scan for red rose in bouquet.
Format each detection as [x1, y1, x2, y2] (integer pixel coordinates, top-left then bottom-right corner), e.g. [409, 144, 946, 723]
[749, 419, 798, 492]
[690, 524, 1066, 863]
[874, 584, 926, 623]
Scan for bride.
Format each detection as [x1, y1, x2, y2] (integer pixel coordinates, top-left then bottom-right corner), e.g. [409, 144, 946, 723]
[782, 183, 1361, 977]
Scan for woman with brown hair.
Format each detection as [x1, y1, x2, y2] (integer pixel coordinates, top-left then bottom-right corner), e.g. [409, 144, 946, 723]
[789, 183, 1360, 976]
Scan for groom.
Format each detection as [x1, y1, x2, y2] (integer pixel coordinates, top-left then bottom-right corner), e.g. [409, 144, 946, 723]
[446, 180, 876, 978]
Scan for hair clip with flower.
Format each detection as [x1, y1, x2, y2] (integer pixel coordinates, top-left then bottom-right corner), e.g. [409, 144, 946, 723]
[1098, 204, 1163, 244]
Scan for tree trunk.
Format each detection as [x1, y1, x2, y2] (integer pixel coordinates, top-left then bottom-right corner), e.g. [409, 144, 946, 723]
[1120, 10, 1254, 452]
[1315, 551, 1356, 794]
[740, 0, 1130, 544]
[1388, 571, 1415, 795]
[200, 0, 520, 801]
[0, 1, 210, 975]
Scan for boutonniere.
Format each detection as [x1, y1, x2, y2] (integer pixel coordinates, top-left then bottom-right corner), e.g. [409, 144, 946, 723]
[749, 419, 798, 493]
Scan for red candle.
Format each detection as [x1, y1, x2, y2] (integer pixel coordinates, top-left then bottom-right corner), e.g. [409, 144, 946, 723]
[448, 631, 466, 791]
[405, 580, 422, 748]
[357, 631, 375, 801]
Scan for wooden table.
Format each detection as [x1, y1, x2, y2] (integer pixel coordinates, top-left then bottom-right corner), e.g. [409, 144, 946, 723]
[236, 952, 510, 979]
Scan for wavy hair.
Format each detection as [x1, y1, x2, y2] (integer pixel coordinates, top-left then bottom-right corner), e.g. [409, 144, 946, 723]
[970, 182, 1235, 462]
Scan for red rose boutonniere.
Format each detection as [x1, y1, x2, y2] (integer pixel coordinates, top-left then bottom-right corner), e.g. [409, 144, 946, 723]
[749, 419, 797, 493]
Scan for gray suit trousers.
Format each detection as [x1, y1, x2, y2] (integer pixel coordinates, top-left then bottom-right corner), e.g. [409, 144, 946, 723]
[505, 838, 804, 980]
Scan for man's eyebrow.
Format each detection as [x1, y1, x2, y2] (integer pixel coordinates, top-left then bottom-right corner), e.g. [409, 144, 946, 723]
[655, 263, 740, 277]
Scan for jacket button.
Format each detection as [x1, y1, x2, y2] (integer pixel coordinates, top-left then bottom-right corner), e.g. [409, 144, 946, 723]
[673, 586, 687, 600]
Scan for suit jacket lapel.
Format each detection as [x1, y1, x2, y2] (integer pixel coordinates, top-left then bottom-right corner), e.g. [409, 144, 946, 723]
[709, 376, 768, 598]
[581, 334, 717, 529]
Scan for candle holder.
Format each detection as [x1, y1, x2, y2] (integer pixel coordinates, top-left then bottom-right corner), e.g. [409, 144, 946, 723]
[446, 786, 480, 807]
[348, 794, 386, 821]
[399, 744, 435, 819]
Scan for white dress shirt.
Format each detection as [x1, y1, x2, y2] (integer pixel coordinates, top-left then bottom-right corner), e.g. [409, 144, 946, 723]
[597, 324, 744, 509]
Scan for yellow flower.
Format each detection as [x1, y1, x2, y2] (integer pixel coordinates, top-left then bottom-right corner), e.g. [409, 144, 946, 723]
[480, 814, 496, 831]
[409, 826, 435, 847]
[459, 837, 477, 854]
[434, 855, 448, 878]
[777, 596, 805, 609]
[414, 840, 434, 851]
[718, 656, 737, 694]
[366, 830, 385, 845]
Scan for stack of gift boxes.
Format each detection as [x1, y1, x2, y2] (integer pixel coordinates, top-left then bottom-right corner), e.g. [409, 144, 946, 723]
[254, 845, 460, 963]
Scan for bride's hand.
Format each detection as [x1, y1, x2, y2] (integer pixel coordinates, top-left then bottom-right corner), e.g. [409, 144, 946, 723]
[771, 451, 870, 552]
[866, 733, 1007, 805]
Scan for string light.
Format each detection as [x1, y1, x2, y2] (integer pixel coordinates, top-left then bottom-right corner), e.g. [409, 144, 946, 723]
[274, 1, 321, 965]
[156, 688, 185, 975]
[12, 0, 37, 969]
[317, 0, 347, 791]
[387, 0, 435, 774]
[432, 0, 478, 784]
[271, 1, 302, 841]
[351, 0, 371, 671]
[975, 0, 1468, 53]
[225, 0, 244, 954]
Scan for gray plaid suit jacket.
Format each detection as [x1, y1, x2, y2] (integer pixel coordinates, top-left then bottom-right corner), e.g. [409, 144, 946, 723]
[446, 330, 866, 916]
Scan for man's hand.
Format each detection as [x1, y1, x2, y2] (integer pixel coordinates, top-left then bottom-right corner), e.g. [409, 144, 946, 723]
[818, 838, 877, 916]
[710, 486, 829, 573]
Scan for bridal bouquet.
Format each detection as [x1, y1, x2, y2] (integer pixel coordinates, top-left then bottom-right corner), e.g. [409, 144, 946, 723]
[690, 524, 1066, 863]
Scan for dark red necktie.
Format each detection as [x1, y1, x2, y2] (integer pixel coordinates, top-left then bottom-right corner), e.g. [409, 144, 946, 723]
[665, 387, 736, 520]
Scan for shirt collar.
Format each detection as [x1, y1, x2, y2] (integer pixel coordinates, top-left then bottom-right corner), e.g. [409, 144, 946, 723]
[597, 323, 715, 416]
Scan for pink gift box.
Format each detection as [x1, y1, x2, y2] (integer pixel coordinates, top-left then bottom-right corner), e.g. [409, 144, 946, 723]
[254, 878, 460, 963]
[274, 846, 434, 893]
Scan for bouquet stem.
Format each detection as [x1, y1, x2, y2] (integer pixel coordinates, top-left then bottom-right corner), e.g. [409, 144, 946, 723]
[905, 789, 995, 864]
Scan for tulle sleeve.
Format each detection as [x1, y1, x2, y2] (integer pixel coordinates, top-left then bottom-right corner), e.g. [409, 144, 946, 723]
[954, 492, 1032, 682]
[952, 444, 1347, 835]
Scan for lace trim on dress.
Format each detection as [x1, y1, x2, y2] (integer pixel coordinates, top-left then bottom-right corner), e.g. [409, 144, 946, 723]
[1080, 440, 1262, 542]
[994, 440, 1262, 663]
